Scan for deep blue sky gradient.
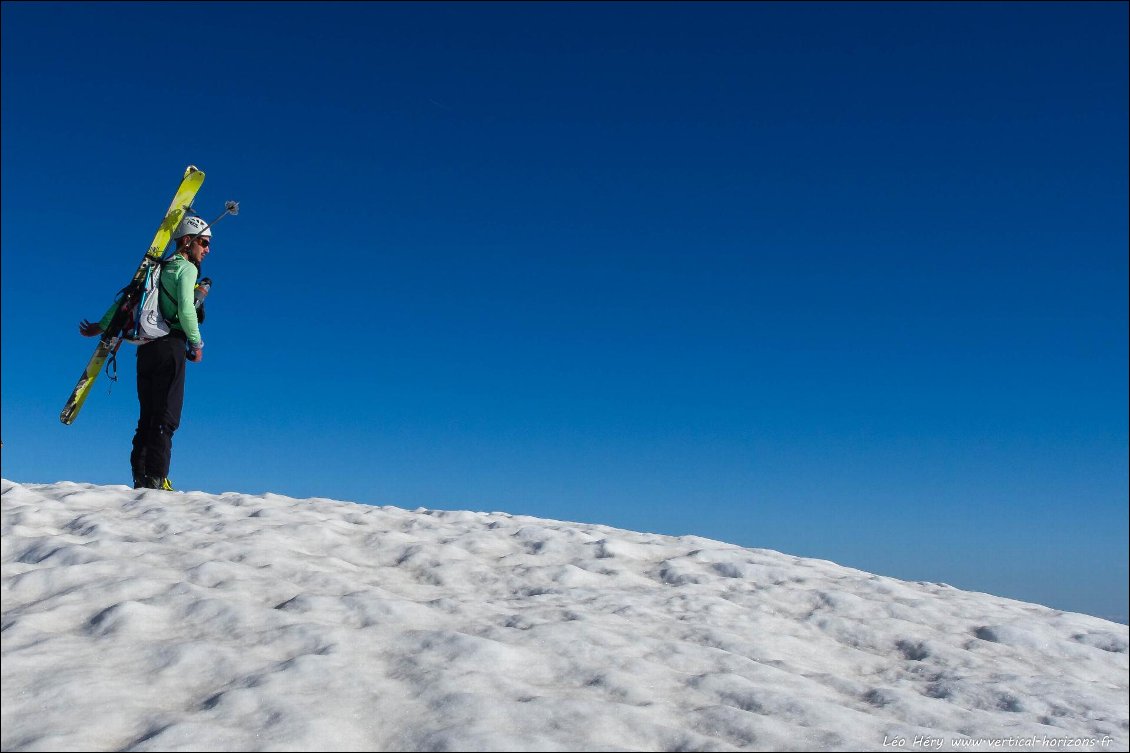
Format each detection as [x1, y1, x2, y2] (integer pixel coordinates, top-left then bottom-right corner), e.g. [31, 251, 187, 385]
[2, 2, 1127, 621]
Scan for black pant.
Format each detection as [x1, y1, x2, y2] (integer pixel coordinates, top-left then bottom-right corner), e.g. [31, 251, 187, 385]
[130, 333, 187, 481]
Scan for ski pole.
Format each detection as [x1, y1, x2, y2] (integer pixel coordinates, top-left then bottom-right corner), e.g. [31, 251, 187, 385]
[152, 201, 239, 262]
[198, 200, 240, 233]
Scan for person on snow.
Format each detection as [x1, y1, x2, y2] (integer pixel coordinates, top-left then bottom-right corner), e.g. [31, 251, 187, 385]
[78, 215, 211, 490]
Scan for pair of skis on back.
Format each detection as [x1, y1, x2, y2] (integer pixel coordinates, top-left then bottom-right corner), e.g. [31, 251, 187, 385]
[59, 165, 238, 425]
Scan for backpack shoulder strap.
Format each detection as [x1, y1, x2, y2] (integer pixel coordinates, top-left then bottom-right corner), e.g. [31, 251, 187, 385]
[156, 255, 180, 323]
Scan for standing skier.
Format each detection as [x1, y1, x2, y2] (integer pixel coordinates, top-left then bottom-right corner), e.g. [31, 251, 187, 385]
[78, 215, 211, 490]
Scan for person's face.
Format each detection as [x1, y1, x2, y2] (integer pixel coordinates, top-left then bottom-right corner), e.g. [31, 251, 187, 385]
[186, 235, 210, 264]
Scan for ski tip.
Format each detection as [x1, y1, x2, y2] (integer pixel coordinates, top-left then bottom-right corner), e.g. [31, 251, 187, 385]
[184, 165, 202, 177]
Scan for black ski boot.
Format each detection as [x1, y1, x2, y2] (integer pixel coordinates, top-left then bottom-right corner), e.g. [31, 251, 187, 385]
[135, 475, 174, 490]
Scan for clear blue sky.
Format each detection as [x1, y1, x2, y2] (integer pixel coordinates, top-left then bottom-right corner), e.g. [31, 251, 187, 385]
[2, 2, 1127, 622]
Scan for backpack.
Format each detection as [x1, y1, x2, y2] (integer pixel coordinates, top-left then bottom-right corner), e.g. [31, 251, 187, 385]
[119, 255, 174, 343]
[103, 258, 209, 385]
[118, 257, 209, 344]
[121, 258, 174, 344]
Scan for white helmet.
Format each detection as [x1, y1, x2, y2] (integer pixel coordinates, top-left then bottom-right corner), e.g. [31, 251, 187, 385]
[173, 214, 212, 240]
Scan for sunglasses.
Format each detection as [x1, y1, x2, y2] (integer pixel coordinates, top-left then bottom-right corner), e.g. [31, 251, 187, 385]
[196, 238, 210, 248]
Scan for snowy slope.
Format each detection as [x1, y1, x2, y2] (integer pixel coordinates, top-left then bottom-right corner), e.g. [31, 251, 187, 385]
[2, 479, 1126, 752]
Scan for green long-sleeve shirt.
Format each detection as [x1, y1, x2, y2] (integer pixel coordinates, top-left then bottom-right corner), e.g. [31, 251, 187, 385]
[99, 254, 202, 345]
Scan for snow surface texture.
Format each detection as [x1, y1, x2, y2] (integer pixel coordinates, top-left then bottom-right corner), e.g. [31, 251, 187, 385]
[2, 479, 1127, 752]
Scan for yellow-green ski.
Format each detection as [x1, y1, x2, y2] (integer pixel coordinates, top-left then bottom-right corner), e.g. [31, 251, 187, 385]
[60, 165, 205, 425]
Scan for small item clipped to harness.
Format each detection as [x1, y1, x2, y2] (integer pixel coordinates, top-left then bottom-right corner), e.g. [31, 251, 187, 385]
[194, 277, 211, 323]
